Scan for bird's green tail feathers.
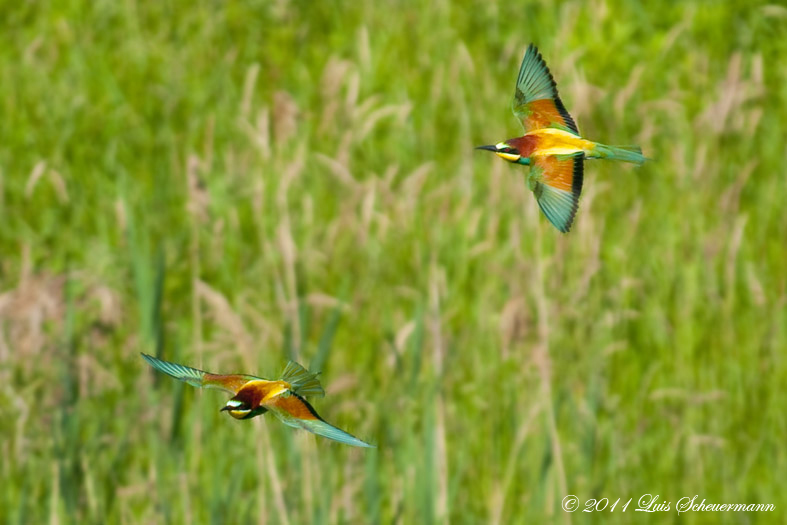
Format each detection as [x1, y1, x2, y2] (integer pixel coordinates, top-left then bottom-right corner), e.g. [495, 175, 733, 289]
[592, 143, 647, 165]
[281, 361, 325, 398]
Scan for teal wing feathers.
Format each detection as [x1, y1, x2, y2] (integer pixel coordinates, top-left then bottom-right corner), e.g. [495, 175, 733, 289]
[528, 153, 584, 233]
[266, 391, 374, 448]
[140, 353, 253, 394]
[294, 418, 375, 448]
[280, 361, 325, 398]
[141, 353, 206, 388]
[512, 44, 579, 135]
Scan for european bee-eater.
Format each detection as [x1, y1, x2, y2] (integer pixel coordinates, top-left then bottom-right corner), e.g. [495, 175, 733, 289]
[141, 353, 374, 448]
[477, 44, 646, 233]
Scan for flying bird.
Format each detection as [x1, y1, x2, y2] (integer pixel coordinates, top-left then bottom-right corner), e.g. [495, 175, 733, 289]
[141, 353, 374, 448]
[477, 44, 646, 233]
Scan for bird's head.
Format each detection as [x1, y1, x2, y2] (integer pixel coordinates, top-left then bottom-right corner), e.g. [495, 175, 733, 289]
[475, 141, 530, 165]
[221, 398, 252, 419]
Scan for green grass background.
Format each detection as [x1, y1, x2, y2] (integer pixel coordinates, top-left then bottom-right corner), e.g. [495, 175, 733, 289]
[2, 1, 786, 523]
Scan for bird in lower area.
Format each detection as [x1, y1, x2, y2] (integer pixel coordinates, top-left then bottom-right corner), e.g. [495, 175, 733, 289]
[477, 44, 646, 233]
[141, 353, 374, 448]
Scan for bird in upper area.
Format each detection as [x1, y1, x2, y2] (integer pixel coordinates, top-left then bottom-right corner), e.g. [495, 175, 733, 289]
[141, 353, 374, 448]
[477, 44, 646, 233]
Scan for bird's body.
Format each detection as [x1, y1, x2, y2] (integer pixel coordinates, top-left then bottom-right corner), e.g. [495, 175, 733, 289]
[141, 353, 373, 448]
[506, 128, 595, 161]
[477, 44, 646, 232]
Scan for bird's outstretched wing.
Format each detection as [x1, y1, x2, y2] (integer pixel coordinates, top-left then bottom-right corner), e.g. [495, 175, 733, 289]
[512, 44, 579, 135]
[267, 392, 374, 448]
[280, 361, 325, 398]
[528, 153, 584, 233]
[140, 353, 255, 394]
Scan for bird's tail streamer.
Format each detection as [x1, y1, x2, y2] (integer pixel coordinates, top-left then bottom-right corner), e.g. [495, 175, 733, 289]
[592, 144, 647, 165]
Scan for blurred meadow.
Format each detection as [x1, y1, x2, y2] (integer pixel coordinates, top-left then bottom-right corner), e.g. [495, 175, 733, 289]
[2, 0, 787, 523]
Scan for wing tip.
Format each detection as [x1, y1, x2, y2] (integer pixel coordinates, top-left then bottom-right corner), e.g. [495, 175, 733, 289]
[140, 353, 208, 387]
[140, 352, 159, 366]
[322, 427, 376, 448]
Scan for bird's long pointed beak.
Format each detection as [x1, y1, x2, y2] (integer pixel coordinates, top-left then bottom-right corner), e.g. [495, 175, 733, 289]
[475, 145, 498, 152]
[220, 406, 231, 412]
